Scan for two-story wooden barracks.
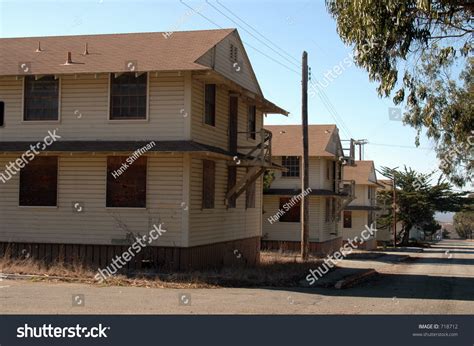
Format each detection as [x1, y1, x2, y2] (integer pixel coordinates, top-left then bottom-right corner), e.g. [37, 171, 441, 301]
[0, 29, 288, 270]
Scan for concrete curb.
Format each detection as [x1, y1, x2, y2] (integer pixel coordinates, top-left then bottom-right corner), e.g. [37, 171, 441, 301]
[0, 272, 86, 282]
[334, 269, 377, 289]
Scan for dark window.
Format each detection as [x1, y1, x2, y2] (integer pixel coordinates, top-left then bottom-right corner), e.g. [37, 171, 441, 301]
[248, 105, 256, 140]
[245, 168, 256, 209]
[0, 101, 4, 126]
[110, 73, 147, 120]
[281, 156, 300, 177]
[227, 166, 237, 208]
[24, 76, 59, 121]
[279, 197, 300, 222]
[20, 156, 58, 206]
[325, 197, 332, 222]
[202, 160, 215, 209]
[107, 156, 147, 208]
[343, 211, 352, 228]
[204, 84, 216, 126]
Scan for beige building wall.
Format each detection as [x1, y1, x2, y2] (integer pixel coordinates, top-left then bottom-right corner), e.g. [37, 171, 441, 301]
[0, 154, 184, 246]
[188, 158, 262, 247]
[0, 72, 188, 141]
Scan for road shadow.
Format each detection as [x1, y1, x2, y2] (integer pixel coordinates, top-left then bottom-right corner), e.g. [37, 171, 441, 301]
[270, 273, 474, 301]
[408, 257, 474, 266]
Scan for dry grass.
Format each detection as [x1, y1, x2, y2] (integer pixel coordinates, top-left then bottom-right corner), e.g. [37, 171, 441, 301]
[0, 251, 323, 288]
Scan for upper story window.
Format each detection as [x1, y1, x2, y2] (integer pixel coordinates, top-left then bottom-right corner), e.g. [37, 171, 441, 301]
[281, 156, 300, 177]
[110, 73, 147, 120]
[24, 76, 59, 121]
[204, 84, 216, 126]
[248, 105, 256, 140]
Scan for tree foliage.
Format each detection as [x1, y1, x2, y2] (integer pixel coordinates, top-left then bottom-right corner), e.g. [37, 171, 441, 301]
[454, 207, 474, 238]
[326, 0, 473, 186]
[377, 166, 472, 244]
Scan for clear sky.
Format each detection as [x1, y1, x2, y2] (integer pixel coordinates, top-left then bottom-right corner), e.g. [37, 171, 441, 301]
[0, 0, 460, 190]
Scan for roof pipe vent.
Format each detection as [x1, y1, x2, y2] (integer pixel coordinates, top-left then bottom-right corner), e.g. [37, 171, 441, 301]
[83, 43, 89, 55]
[64, 51, 73, 65]
[35, 41, 43, 52]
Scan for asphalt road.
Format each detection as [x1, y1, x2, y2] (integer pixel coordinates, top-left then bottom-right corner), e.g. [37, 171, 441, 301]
[0, 239, 473, 314]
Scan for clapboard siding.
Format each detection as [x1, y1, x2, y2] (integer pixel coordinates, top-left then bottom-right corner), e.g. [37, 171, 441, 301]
[188, 158, 262, 247]
[339, 210, 371, 240]
[191, 76, 263, 153]
[0, 72, 186, 141]
[262, 194, 340, 243]
[196, 31, 260, 95]
[268, 156, 332, 190]
[0, 154, 184, 246]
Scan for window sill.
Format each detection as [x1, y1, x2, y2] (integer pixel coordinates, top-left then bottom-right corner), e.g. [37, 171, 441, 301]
[108, 119, 149, 124]
[21, 120, 60, 125]
[105, 207, 148, 210]
[18, 205, 58, 209]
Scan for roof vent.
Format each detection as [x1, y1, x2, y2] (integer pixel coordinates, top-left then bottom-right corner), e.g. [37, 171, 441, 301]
[64, 51, 73, 65]
[83, 43, 89, 55]
[35, 41, 43, 52]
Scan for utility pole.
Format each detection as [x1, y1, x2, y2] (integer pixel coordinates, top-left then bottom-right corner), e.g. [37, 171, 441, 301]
[392, 172, 397, 248]
[301, 51, 309, 260]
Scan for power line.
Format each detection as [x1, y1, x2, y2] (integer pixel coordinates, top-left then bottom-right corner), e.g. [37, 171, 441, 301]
[180, 1, 300, 75]
[180, 0, 353, 137]
[215, 0, 301, 66]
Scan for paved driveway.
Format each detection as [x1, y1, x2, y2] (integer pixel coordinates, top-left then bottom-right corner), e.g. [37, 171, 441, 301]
[1, 239, 473, 314]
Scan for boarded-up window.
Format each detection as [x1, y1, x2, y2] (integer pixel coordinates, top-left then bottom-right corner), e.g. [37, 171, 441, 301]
[343, 211, 352, 228]
[279, 197, 301, 222]
[325, 198, 332, 222]
[227, 166, 237, 208]
[204, 84, 216, 126]
[0, 101, 4, 126]
[202, 160, 215, 209]
[24, 76, 59, 121]
[281, 156, 300, 177]
[107, 156, 147, 208]
[248, 105, 256, 140]
[20, 156, 58, 206]
[245, 169, 256, 209]
[110, 73, 147, 120]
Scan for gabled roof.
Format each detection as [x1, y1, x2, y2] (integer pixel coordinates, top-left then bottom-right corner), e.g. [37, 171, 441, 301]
[264, 124, 341, 157]
[0, 29, 235, 76]
[344, 160, 379, 185]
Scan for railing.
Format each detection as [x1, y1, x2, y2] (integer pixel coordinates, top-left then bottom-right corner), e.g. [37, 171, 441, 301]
[236, 128, 273, 167]
[341, 139, 355, 165]
[337, 179, 356, 198]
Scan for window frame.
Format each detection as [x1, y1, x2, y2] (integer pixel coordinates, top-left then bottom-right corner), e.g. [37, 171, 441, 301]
[22, 75, 61, 124]
[106, 156, 148, 209]
[281, 156, 300, 178]
[19, 156, 59, 208]
[279, 197, 301, 223]
[203, 83, 216, 127]
[0, 101, 4, 127]
[247, 105, 256, 140]
[202, 159, 216, 209]
[108, 72, 149, 122]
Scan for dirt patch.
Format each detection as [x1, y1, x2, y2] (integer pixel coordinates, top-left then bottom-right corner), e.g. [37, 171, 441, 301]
[0, 252, 324, 289]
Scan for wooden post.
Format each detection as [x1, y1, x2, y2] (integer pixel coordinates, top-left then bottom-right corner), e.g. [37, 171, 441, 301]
[301, 51, 309, 260]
